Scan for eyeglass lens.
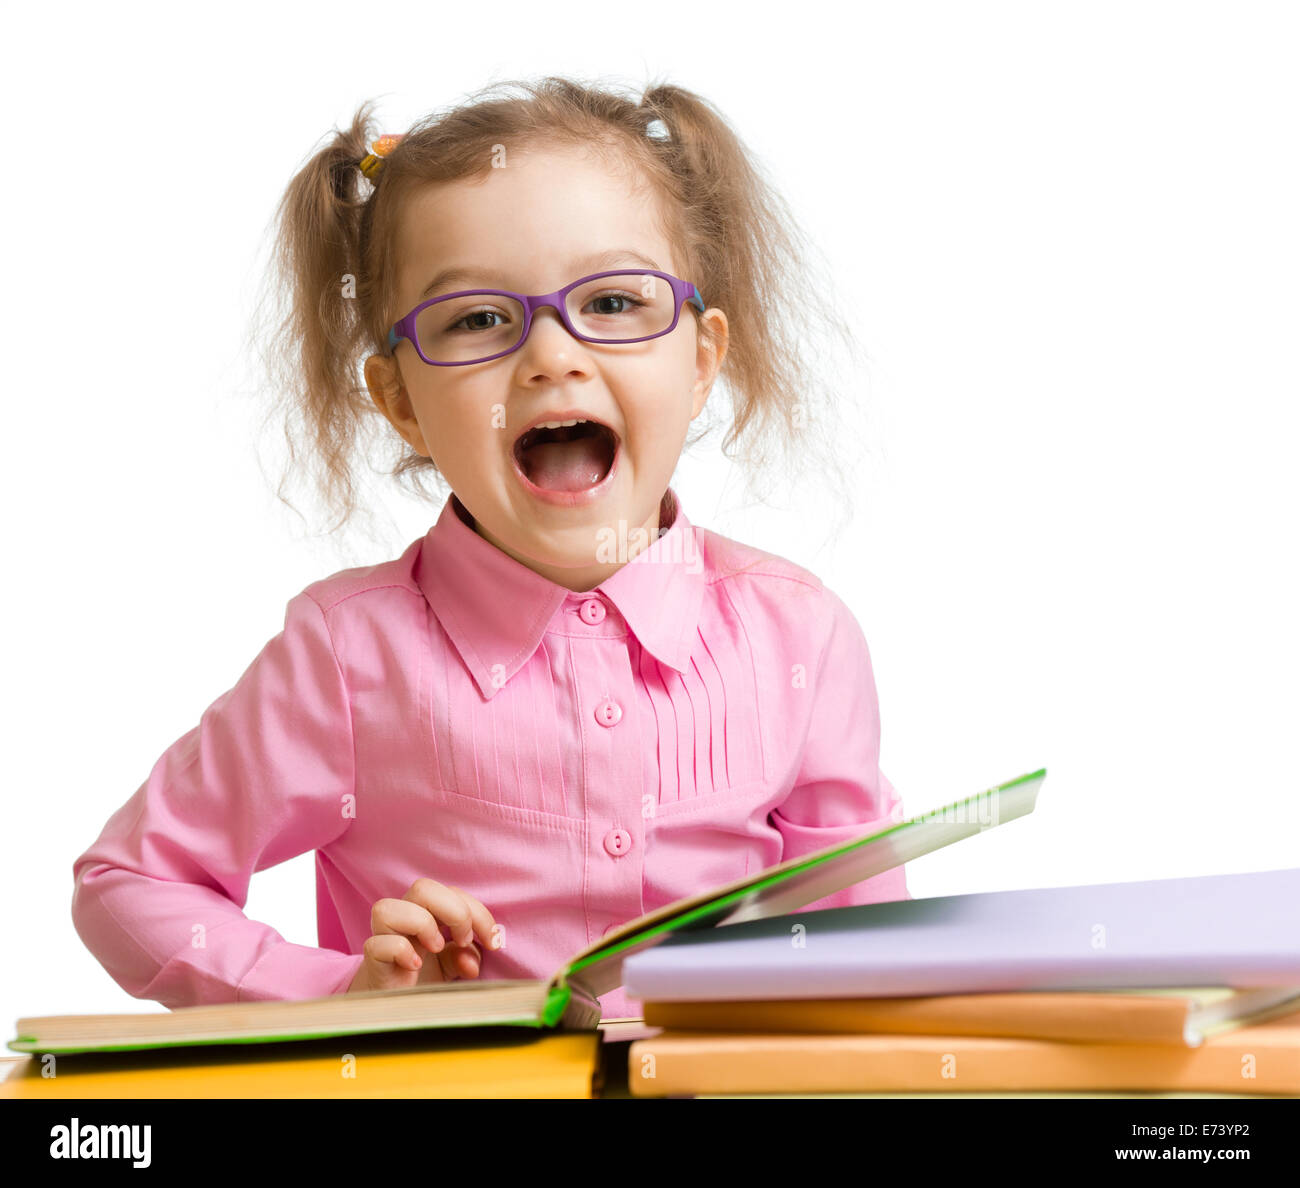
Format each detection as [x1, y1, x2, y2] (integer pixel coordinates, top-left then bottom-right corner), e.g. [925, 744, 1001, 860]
[413, 272, 679, 363]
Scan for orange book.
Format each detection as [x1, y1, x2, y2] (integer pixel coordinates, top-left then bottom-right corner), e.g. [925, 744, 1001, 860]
[643, 988, 1300, 1047]
[627, 1017, 1300, 1096]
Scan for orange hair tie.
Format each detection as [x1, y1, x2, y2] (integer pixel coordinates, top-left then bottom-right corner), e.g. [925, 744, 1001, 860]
[358, 134, 405, 180]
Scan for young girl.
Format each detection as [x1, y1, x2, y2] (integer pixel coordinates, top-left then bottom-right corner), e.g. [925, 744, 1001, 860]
[71, 76, 910, 1022]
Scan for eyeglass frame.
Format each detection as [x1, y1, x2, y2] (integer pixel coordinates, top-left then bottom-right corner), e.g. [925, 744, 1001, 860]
[386, 269, 707, 366]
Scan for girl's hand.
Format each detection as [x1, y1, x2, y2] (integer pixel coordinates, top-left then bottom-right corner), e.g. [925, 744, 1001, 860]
[346, 878, 497, 994]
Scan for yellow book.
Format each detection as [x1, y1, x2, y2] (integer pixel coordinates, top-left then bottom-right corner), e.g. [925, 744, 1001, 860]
[0, 1028, 600, 1099]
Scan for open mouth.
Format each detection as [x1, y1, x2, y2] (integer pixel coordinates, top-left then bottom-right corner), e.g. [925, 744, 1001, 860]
[512, 419, 619, 492]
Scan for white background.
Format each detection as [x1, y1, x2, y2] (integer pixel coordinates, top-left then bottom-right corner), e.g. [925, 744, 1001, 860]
[2, 1, 1296, 1031]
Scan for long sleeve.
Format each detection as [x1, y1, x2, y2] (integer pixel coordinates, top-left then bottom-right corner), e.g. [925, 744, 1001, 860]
[771, 586, 911, 911]
[71, 589, 364, 1008]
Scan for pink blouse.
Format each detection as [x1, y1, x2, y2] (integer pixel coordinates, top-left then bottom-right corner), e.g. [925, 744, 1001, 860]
[72, 486, 909, 1020]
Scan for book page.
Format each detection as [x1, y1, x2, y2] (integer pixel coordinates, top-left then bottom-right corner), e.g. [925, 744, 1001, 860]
[563, 768, 1046, 999]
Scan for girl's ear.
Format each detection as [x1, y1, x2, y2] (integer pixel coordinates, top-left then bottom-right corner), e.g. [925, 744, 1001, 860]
[364, 354, 430, 457]
[692, 309, 729, 417]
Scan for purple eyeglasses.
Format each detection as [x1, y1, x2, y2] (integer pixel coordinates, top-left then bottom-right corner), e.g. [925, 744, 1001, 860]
[386, 269, 707, 366]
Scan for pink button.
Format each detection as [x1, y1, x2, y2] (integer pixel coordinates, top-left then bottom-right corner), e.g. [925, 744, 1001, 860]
[579, 598, 606, 625]
[594, 699, 622, 727]
[603, 828, 632, 857]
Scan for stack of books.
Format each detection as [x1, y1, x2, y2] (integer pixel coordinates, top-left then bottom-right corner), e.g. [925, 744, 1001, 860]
[9, 769, 1048, 1094]
[620, 868, 1300, 1097]
[24, 768, 1294, 1097]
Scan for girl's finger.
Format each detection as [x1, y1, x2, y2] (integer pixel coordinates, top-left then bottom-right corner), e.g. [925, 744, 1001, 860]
[456, 941, 481, 979]
[443, 886, 499, 950]
[370, 896, 444, 955]
[401, 880, 475, 948]
[363, 934, 423, 972]
[400, 873, 483, 951]
[434, 938, 466, 982]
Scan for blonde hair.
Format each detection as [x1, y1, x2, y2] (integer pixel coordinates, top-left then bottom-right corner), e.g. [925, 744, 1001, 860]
[246, 75, 875, 555]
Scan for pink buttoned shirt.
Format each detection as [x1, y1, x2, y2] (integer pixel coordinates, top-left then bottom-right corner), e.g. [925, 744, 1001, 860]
[72, 486, 909, 1019]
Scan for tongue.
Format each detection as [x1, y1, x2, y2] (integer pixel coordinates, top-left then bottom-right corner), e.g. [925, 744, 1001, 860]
[522, 437, 611, 491]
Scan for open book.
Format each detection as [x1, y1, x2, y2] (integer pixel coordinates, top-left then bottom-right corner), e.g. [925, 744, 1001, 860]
[12, 769, 1046, 1056]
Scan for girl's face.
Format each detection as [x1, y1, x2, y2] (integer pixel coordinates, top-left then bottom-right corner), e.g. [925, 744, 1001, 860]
[364, 143, 728, 592]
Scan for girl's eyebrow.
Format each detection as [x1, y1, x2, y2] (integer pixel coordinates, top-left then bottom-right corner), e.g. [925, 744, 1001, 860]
[419, 249, 663, 299]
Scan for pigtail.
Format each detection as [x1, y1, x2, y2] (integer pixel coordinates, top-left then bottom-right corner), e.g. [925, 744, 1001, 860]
[245, 100, 393, 548]
[635, 81, 869, 539]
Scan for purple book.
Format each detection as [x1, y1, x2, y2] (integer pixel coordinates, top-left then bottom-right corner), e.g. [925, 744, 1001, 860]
[621, 866, 1300, 1000]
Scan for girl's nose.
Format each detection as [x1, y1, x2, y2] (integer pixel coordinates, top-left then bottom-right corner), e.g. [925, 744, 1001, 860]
[529, 305, 571, 339]
[518, 306, 591, 369]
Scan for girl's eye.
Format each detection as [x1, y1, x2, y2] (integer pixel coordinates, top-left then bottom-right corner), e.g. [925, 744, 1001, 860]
[449, 308, 509, 333]
[585, 292, 644, 316]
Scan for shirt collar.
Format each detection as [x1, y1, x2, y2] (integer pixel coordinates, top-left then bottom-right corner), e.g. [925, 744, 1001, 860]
[414, 487, 707, 701]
